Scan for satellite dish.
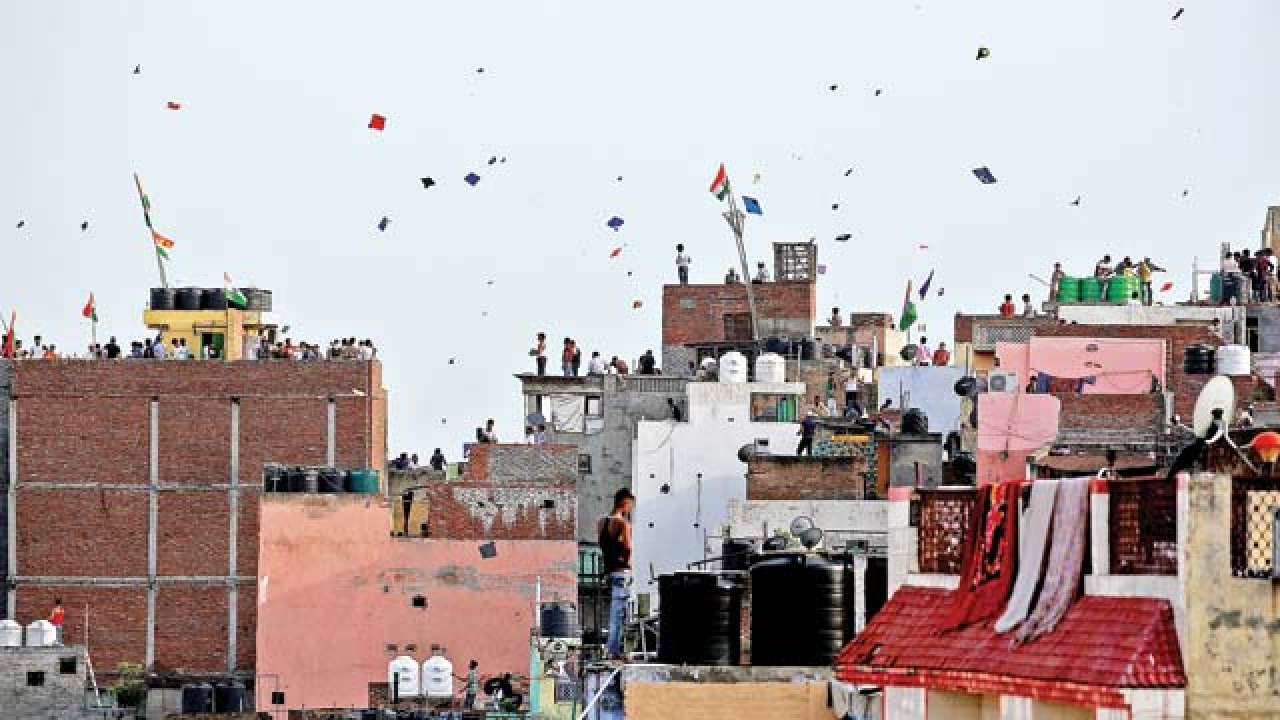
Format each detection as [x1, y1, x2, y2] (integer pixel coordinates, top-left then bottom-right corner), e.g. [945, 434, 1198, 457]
[798, 527, 824, 550]
[789, 516, 816, 536]
[1193, 375, 1235, 438]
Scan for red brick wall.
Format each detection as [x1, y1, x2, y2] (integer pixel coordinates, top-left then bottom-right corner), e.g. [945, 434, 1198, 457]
[421, 444, 578, 540]
[662, 282, 816, 345]
[1057, 394, 1163, 431]
[9, 360, 385, 677]
[746, 456, 869, 500]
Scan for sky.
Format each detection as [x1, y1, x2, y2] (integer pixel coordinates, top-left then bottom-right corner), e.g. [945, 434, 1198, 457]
[3, 2, 1279, 457]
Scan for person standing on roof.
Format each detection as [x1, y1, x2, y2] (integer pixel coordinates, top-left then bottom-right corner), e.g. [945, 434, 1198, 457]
[1049, 262, 1065, 303]
[1253, 251, 1272, 303]
[753, 262, 769, 283]
[50, 598, 65, 644]
[587, 351, 607, 376]
[998, 294, 1016, 317]
[599, 488, 634, 660]
[1221, 251, 1242, 305]
[1021, 294, 1036, 317]
[796, 411, 819, 456]
[638, 350, 657, 375]
[1138, 257, 1166, 306]
[1094, 254, 1114, 300]
[676, 244, 691, 285]
[429, 448, 446, 471]
[932, 342, 951, 367]
[915, 337, 932, 366]
[571, 339, 582, 376]
[531, 333, 547, 376]
[829, 307, 842, 327]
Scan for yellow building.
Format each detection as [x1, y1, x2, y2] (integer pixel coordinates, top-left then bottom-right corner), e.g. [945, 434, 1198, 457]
[142, 307, 277, 360]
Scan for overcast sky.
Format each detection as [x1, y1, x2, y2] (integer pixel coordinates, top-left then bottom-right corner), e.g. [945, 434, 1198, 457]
[4, 2, 1279, 456]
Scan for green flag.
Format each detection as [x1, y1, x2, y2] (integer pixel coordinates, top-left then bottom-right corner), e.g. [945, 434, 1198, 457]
[899, 279, 917, 331]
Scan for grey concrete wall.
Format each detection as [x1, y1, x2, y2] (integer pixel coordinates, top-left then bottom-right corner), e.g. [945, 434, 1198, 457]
[0, 645, 102, 720]
[1252, 305, 1280, 353]
[661, 344, 696, 379]
[0, 360, 10, 620]
[888, 434, 944, 489]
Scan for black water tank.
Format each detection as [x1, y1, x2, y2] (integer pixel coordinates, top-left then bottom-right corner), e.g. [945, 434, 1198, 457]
[214, 681, 246, 712]
[301, 467, 319, 494]
[720, 538, 758, 572]
[864, 557, 889, 623]
[658, 572, 743, 666]
[1183, 344, 1216, 374]
[539, 601, 581, 638]
[181, 683, 214, 714]
[149, 287, 175, 310]
[317, 467, 344, 493]
[263, 464, 287, 492]
[201, 287, 228, 310]
[902, 408, 929, 435]
[284, 467, 307, 493]
[954, 376, 977, 398]
[764, 336, 788, 354]
[175, 287, 202, 311]
[243, 287, 273, 311]
[750, 553, 854, 666]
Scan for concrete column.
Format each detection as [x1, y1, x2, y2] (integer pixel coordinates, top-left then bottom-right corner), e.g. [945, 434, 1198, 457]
[227, 399, 239, 673]
[146, 399, 158, 671]
[853, 554, 868, 633]
[883, 686, 925, 720]
[326, 398, 336, 467]
[6, 398, 16, 619]
[886, 487, 916, 595]
[999, 694, 1032, 719]
[1089, 477, 1110, 577]
[1174, 472, 1189, 662]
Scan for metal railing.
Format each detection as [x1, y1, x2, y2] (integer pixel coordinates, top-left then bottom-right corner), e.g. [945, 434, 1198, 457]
[1231, 476, 1280, 578]
[623, 375, 688, 394]
[1109, 477, 1177, 575]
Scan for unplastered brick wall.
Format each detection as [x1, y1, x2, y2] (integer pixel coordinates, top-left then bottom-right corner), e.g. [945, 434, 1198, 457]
[1057, 394, 1164, 432]
[422, 443, 578, 540]
[662, 282, 816, 346]
[7, 359, 385, 678]
[747, 454, 870, 501]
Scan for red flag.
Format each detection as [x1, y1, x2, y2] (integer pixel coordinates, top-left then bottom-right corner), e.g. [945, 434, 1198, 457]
[166, 101, 182, 110]
[610, 247, 622, 258]
[2, 311, 13, 358]
[82, 293, 96, 320]
[368, 113, 386, 131]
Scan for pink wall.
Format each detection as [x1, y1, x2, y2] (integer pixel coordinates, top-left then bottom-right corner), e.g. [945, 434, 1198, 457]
[255, 495, 576, 711]
[976, 393, 1060, 485]
[996, 337, 1166, 394]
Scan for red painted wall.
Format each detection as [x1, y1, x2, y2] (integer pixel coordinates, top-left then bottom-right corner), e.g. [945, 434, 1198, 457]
[255, 495, 576, 712]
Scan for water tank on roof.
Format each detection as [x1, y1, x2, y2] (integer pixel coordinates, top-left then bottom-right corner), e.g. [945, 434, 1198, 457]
[750, 553, 854, 666]
[718, 351, 747, 383]
[540, 601, 580, 639]
[1217, 344, 1251, 376]
[181, 683, 214, 714]
[24, 620, 55, 647]
[754, 352, 786, 384]
[213, 681, 246, 712]
[317, 467, 344, 493]
[389, 655, 421, 698]
[422, 648, 454, 699]
[175, 287, 202, 311]
[0, 619, 21, 647]
[200, 287, 228, 310]
[658, 572, 744, 666]
[149, 287, 175, 311]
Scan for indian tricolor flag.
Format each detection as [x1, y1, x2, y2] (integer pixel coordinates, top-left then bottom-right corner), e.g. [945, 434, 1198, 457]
[82, 293, 97, 322]
[152, 230, 175, 259]
[134, 173, 177, 259]
[224, 273, 248, 309]
[709, 163, 729, 201]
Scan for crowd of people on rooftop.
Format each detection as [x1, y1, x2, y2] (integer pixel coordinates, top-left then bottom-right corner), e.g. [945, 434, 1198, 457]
[0, 332, 377, 361]
[529, 333, 660, 377]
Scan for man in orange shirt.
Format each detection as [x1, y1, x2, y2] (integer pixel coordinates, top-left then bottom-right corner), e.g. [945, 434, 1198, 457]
[50, 598, 65, 644]
[932, 342, 951, 367]
[998, 294, 1016, 317]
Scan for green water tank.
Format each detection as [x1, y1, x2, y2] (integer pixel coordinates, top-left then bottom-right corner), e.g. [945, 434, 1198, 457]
[1079, 277, 1102, 302]
[1209, 272, 1222, 302]
[347, 468, 380, 493]
[1056, 277, 1080, 303]
[1108, 275, 1138, 303]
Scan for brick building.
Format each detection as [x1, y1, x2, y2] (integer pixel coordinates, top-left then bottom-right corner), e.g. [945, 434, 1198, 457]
[1, 359, 387, 683]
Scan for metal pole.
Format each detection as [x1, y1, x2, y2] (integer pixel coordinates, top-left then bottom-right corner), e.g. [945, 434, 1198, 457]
[723, 178, 760, 342]
[134, 173, 170, 290]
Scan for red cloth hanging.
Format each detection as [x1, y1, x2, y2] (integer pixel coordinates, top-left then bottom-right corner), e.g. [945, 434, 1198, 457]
[938, 480, 1021, 632]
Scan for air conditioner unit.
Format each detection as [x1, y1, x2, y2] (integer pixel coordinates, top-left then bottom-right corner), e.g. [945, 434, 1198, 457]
[987, 371, 1020, 394]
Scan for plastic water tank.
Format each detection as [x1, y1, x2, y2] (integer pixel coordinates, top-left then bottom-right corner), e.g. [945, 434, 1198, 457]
[213, 681, 246, 712]
[658, 572, 744, 666]
[750, 553, 854, 666]
[754, 352, 786, 384]
[25, 620, 55, 646]
[1217, 344, 1251, 376]
[175, 287, 202, 311]
[389, 655, 421, 698]
[421, 649, 454, 699]
[181, 683, 214, 714]
[539, 601, 581, 638]
[718, 351, 747, 383]
[149, 287, 176, 311]
[0, 619, 21, 646]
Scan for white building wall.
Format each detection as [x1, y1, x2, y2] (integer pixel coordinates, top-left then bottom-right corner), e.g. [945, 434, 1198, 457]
[631, 381, 803, 599]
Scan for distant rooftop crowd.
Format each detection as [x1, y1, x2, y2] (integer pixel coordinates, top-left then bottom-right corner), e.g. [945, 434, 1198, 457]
[528, 333, 660, 376]
[0, 334, 377, 361]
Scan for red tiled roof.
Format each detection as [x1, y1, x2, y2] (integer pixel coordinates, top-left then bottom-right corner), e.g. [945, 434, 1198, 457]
[835, 586, 1184, 708]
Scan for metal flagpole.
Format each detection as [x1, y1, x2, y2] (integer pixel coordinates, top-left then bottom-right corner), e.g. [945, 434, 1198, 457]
[133, 173, 170, 290]
[722, 177, 760, 342]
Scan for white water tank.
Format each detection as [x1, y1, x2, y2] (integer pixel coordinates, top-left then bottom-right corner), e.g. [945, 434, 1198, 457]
[422, 649, 454, 699]
[25, 620, 55, 647]
[754, 352, 786, 384]
[0, 619, 21, 647]
[389, 655, 420, 698]
[1217, 344, 1251, 376]
[719, 351, 747, 383]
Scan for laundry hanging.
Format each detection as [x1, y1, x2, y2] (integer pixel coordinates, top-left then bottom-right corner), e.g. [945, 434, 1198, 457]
[994, 480, 1058, 633]
[1016, 476, 1090, 643]
[938, 480, 1021, 632]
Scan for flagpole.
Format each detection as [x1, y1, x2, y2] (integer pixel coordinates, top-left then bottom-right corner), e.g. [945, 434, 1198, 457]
[722, 176, 761, 343]
[134, 173, 170, 290]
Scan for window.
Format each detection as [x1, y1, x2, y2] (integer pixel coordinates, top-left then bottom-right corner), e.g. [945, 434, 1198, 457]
[723, 313, 753, 342]
[578, 454, 593, 474]
[543, 499, 556, 509]
[27, 671, 44, 687]
[525, 394, 545, 418]
[412, 595, 427, 609]
[751, 393, 799, 422]
[585, 395, 603, 418]
[271, 691, 286, 705]
[59, 657, 77, 675]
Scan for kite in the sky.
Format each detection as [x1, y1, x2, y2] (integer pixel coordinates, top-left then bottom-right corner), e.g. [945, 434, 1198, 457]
[1071, 196, 1082, 206]
[918, 269, 935, 299]
[831, 203, 839, 211]
[938, 288, 945, 297]
[918, 244, 930, 250]
[976, 47, 991, 60]
[607, 216, 625, 231]
[1172, 8, 1184, 21]
[488, 156, 497, 166]
[1181, 189, 1189, 198]
[829, 84, 838, 91]
[421, 177, 435, 189]
[80, 221, 88, 232]
[742, 197, 763, 215]
[972, 167, 997, 184]
[616, 176, 624, 182]
[448, 357, 456, 365]
[166, 102, 182, 110]
[753, 173, 762, 184]
[377, 216, 389, 232]
[368, 114, 386, 131]
[133, 64, 141, 75]
[632, 300, 643, 309]
[610, 247, 622, 258]
[476, 67, 485, 73]
[844, 168, 853, 176]
[465, 173, 481, 186]
[16, 220, 24, 229]
[834, 233, 852, 242]
[874, 88, 883, 96]
[817, 264, 827, 275]
[1160, 281, 1174, 292]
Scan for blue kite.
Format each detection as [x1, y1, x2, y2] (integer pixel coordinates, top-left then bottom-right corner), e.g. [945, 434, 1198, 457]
[742, 196, 763, 215]
[607, 216, 624, 231]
